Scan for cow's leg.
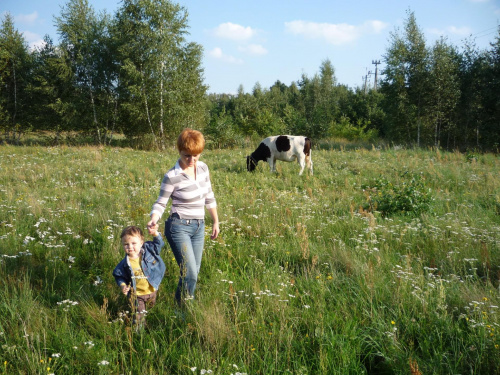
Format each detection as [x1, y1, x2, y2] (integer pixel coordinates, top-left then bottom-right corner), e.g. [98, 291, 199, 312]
[306, 153, 313, 175]
[268, 158, 275, 172]
[298, 154, 306, 175]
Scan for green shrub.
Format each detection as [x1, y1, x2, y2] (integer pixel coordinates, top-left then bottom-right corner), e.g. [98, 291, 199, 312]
[465, 152, 479, 163]
[204, 109, 244, 149]
[363, 172, 432, 217]
[328, 115, 379, 142]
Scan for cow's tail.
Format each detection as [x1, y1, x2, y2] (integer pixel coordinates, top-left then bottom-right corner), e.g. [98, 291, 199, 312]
[304, 137, 313, 173]
[304, 137, 311, 157]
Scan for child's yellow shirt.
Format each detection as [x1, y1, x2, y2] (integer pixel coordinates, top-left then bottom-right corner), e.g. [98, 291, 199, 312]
[128, 256, 155, 295]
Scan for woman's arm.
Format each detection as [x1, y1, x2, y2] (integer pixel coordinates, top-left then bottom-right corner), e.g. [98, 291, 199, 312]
[207, 206, 219, 240]
[149, 173, 174, 227]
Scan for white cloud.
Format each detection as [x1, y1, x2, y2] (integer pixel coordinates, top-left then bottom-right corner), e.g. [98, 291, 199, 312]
[447, 26, 473, 36]
[21, 30, 45, 50]
[428, 26, 473, 37]
[212, 22, 256, 41]
[29, 39, 46, 50]
[284, 20, 388, 46]
[367, 20, 388, 34]
[22, 30, 40, 41]
[237, 44, 268, 56]
[14, 11, 39, 26]
[208, 47, 244, 64]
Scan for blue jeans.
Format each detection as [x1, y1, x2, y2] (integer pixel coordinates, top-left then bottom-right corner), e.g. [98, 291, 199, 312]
[165, 214, 205, 304]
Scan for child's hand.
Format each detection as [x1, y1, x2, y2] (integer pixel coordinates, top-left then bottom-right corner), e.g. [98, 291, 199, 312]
[147, 223, 159, 236]
[120, 283, 130, 295]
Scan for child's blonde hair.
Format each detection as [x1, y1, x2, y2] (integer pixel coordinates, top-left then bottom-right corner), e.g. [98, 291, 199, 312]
[120, 226, 144, 241]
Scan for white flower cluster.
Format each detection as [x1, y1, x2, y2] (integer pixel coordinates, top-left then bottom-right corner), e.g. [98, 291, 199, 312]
[190, 364, 247, 375]
[84, 341, 95, 348]
[57, 299, 79, 312]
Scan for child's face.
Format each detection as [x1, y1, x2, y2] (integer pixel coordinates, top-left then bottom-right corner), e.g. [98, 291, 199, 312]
[121, 234, 144, 259]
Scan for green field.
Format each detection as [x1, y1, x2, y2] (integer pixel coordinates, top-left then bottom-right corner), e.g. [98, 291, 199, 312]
[0, 144, 499, 374]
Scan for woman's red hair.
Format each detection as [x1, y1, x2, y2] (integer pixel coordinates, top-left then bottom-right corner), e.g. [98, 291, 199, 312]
[177, 128, 205, 154]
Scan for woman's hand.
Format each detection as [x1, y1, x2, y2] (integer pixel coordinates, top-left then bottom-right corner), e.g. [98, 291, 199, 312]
[211, 221, 220, 240]
[147, 213, 160, 231]
[207, 207, 219, 240]
[147, 222, 159, 237]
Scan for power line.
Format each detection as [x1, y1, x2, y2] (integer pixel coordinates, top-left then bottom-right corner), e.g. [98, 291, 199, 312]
[474, 30, 497, 39]
[470, 26, 498, 39]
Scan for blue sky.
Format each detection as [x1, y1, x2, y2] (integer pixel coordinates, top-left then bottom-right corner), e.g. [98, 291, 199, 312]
[2, 0, 499, 94]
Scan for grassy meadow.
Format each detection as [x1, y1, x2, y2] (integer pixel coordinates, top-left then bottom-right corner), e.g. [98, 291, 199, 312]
[0, 143, 499, 374]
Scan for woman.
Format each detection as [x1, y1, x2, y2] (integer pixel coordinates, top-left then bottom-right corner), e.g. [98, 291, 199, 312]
[148, 128, 219, 305]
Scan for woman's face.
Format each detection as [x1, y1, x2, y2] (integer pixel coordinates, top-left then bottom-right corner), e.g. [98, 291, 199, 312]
[179, 150, 201, 168]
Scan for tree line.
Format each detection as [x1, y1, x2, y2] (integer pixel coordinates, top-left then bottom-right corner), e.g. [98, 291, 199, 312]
[1, 1, 499, 151]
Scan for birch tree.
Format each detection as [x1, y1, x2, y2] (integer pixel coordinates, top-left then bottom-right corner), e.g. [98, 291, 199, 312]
[115, 0, 206, 148]
[381, 10, 430, 145]
[55, 0, 115, 143]
[428, 38, 460, 148]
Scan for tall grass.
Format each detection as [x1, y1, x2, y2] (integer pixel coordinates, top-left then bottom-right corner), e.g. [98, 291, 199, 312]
[0, 145, 499, 374]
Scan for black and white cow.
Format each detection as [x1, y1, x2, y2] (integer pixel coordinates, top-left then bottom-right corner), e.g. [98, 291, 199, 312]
[246, 135, 313, 175]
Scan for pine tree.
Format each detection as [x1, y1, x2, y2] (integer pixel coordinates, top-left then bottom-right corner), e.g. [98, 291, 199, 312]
[483, 26, 500, 150]
[0, 13, 32, 142]
[28, 35, 75, 140]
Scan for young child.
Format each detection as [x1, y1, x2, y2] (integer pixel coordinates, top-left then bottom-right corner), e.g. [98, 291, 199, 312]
[113, 224, 166, 327]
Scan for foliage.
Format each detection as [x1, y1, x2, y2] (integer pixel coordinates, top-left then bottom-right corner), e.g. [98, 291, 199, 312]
[0, 13, 33, 142]
[465, 151, 479, 163]
[362, 172, 432, 217]
[28, 36, 76, 138]
[380, 10, 430, 146]
[1, 8, 500, 151]
[481, 26, 500, 150]
[428, 37, 461, 148]
[55, 0, 116, 144]
[114, 0, 207, 148]
[328, 115, 379, 142]
[338, 88, 385, 134]
[203, 106, 244, 148]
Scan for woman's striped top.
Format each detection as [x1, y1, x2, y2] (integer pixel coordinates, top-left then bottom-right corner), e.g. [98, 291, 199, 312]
[151, 160, 217, 220]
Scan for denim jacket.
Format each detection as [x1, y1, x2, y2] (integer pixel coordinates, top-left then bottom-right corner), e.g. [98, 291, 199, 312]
[113, 234, 166, 292]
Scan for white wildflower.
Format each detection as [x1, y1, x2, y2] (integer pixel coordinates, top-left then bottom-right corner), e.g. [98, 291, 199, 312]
[23, 236, 36, 245]
[84, 341, 94, 348]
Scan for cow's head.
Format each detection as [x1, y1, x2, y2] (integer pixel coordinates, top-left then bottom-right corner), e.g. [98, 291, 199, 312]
[246, 156, 258, 171]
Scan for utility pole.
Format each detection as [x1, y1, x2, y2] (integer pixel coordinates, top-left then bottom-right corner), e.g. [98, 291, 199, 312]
[372, 60, 381, 91]
[362, 67, 371, 94]
[364, 71, 373, 94]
